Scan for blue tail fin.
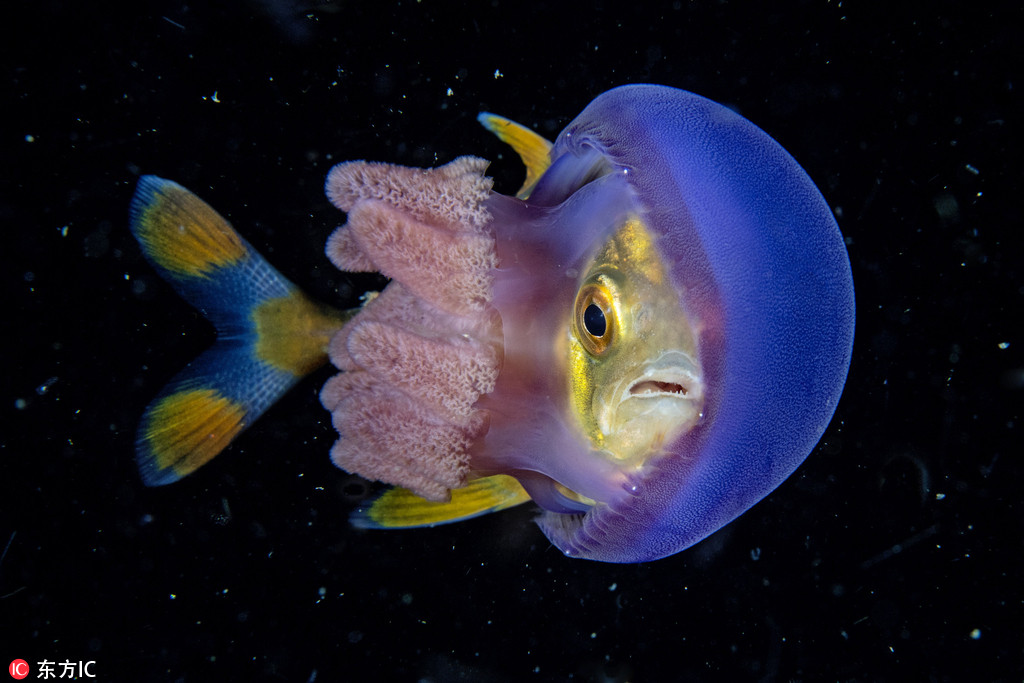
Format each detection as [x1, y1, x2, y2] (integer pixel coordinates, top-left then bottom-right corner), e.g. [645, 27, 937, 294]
[130, 176, 348, 485]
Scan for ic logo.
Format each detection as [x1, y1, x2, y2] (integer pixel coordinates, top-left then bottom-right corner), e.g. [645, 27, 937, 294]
[8, 660, 29, 680]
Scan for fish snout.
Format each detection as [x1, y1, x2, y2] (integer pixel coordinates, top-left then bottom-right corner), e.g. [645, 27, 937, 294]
[599, 352, 704, 463]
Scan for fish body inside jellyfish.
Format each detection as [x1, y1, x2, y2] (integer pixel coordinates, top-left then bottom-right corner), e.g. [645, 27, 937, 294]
[129, 85, 855, 562]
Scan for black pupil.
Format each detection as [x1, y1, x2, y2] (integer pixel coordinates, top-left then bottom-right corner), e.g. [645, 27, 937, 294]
[583, 303, 607, 338]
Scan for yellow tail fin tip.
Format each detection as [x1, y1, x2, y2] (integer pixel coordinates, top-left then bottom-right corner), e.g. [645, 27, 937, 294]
[141, 389, 248, 480]
[134, 179, 247, 278]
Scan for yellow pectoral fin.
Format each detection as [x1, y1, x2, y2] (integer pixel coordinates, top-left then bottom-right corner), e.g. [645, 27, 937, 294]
[351, 474, 532, 529]
[477, 113, 553, 199]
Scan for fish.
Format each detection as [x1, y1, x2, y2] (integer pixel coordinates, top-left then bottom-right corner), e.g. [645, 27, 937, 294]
[129, 84, 855, 563]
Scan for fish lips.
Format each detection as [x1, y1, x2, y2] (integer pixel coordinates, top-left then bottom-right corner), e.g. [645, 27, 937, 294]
[599, 352, 705, 460]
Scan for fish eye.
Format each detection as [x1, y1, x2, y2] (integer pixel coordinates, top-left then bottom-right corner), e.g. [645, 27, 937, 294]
[583, 304, 606, 338]
[574, 283, 615, 355]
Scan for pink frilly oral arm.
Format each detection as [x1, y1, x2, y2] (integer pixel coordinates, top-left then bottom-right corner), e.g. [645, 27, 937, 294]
[319, 158, 502, 502]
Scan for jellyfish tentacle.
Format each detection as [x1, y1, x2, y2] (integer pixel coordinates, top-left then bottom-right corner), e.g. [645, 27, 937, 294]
[320, 158, 502, 501]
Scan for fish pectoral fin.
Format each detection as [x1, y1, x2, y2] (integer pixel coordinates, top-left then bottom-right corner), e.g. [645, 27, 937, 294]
[350, 474, 532, 529]
[476, 113, 553, 199]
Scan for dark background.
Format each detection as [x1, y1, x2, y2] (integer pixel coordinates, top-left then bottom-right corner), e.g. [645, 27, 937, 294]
[3, 1, 1021, 681]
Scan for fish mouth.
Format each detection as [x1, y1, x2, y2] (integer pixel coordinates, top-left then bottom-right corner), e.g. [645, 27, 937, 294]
[599, 352, 704, 462]
[621, 351, 702, 403]
[628, 379, 690, 396]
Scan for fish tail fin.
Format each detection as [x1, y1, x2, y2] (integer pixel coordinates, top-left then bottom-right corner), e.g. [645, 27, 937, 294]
[130, 175, 351, 486]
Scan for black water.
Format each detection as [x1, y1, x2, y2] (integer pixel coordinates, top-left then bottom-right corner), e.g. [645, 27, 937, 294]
[3, 1, 1020, 680]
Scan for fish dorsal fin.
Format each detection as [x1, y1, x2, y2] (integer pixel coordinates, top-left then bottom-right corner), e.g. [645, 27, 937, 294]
[477, 113, 553, 199]
[351, 474, 531, 529]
